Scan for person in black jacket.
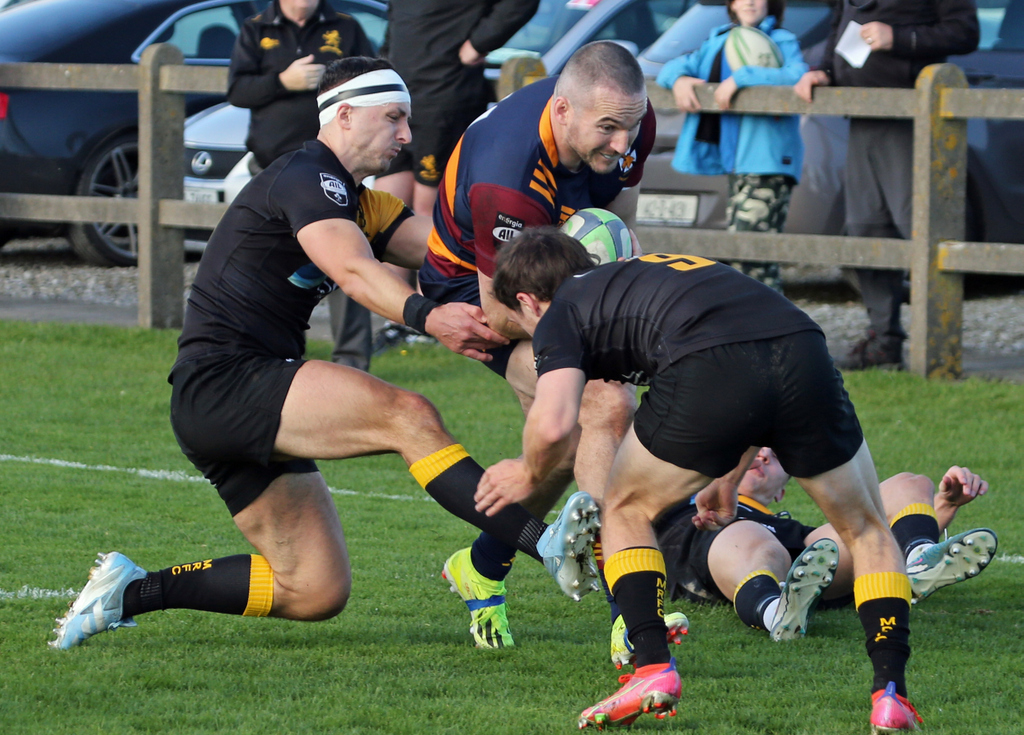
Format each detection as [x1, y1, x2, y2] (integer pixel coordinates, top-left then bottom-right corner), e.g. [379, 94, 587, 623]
[228, 0, 378, 371]
[374, 0, 540, 216]
[795, 0, 980, 370]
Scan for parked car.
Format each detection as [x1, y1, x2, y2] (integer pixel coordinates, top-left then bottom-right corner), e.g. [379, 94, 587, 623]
[635, 0, 1024, 246]
[181, 0, 691, 246]
[0, 0, 267, 265]
[180, 0, 386, 249]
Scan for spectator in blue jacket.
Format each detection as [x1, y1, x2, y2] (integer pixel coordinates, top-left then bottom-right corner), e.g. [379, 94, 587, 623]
[656, 0, 807, 292]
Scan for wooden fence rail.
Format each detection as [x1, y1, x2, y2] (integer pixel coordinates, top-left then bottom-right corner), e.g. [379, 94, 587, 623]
[1, 48, 1023, 377]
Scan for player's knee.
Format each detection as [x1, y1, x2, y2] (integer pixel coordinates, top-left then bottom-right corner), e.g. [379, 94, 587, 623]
[282, 578, 351, 621]
[580, 381, 635, 436]
[381, 387, 445, 438]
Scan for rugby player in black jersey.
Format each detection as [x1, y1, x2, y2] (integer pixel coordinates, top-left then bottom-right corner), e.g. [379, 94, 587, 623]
[51, 59, 599, 652]
[474, 228, 924, 731]
[605, 449, 995, 667]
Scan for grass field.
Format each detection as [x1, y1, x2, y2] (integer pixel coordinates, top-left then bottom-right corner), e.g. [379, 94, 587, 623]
[1, 320, 1022, 734]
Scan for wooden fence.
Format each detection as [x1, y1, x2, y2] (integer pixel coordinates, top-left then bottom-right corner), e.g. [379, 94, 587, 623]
[1, 47, 1023, 378]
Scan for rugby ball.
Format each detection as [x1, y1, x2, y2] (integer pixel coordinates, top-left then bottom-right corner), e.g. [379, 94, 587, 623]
[724, 26, 782, 71]
[560, 208, 632, 265]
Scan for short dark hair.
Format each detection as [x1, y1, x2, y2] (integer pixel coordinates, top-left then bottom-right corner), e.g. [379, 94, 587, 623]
[492, 227, 595, 310]
[556, 40, 645, 99]
[318, 56, 396, 96]
[727, 0, 786, 26]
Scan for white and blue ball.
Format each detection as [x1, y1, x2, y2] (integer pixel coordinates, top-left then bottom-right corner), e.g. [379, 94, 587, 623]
[560, 208, 632, 265]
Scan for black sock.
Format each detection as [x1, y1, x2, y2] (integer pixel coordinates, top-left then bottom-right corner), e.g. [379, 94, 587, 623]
[733, 571, 780, 630]
[470, 533, 516, 581]
[608, 548, 670, 668]
[858, 597, 911, 696]
[594, 538, 622, 623]
[122, 555, 267, 618]
[411, 446, 545, 561]
[890, 509, 940, 558]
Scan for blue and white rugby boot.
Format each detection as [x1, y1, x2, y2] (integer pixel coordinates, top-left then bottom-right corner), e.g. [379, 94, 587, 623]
[770, 538, 838, 641]
[907, 528, 997, 601]
[50, 552, 147, 650]
[537, 490, 601, 601]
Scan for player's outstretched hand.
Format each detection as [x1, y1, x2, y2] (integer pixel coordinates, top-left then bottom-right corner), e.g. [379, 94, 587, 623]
[692, 478, 739, 531]
[426, 302, 509, 362]
[937, 465, 988, 507]
[476, 459, 534, 516]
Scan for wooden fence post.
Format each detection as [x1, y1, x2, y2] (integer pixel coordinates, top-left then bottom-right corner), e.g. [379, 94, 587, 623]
[497, 57, 547, 100]
[137, 44, 185, 329]
[910, 63, 967, 378]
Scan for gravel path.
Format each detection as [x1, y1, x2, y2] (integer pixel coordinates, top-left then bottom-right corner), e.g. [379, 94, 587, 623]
[3, 236, 1023, 359]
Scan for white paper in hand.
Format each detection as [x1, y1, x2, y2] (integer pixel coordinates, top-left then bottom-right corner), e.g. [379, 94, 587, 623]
[836, 20, 871, 69]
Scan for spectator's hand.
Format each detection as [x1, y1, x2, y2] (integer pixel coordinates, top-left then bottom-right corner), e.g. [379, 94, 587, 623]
[860, 21, 894, 52]
[628, 229, 642, 258]
[459, 39, 486, 66]
[672, 76, 702, 113]
[279, 54, 326, 92]
[424, 301, 509, 362]
[714, 77, 739, 110]
[692, 478, 738, 531]
[794, 70, 829, 103]
[937, 466, 989, 507]
[476, 459, 534, 516]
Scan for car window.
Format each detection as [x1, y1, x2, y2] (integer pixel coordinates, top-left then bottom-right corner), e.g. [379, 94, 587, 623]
[591, 0, 690, 52]
[148, 3, 256, 64]
[977, 0, 1024, 50]
[490, 0, 592, 58]
[641, 0, 831, 63]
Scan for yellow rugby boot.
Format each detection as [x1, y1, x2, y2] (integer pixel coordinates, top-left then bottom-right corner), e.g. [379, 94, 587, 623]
[442, 547, 513, 649]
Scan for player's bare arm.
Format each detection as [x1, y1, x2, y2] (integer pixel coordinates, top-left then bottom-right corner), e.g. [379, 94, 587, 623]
[299, 218, 507, 360]
[693, 446, 759, 531]
[380, 214, 434, 268]
[476, 367, 586, 515]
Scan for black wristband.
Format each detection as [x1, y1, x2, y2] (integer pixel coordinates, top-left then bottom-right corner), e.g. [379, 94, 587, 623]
[403, 293, 440, 334]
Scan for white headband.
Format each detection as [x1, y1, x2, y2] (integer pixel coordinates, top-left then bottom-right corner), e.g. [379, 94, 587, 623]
[317, 69, 411, 126]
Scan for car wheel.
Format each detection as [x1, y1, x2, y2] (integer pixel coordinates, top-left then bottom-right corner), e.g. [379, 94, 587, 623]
[68, 133, 139, 267]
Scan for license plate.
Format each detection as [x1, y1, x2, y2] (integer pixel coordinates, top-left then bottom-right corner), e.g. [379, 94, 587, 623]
[184, 187, 219, 204]
[636, 193, 698, 226]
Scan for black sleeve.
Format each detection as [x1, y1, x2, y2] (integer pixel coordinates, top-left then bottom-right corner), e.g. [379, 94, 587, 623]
[890, 0, 980, 58]
[817, 0, 843, 81]
[227, 21, 285, 109]
[533, 301, 589, 377]
[270, 163, 360, 236]
[467, 0, 541, 56]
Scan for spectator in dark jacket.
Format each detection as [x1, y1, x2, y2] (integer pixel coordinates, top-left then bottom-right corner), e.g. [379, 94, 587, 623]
[795, 0, 979, 370]
[375, 0, 540, 216]
[228, 0, 377, 370]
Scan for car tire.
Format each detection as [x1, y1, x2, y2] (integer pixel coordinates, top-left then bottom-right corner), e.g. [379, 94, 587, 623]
[68, 133, 139, 267]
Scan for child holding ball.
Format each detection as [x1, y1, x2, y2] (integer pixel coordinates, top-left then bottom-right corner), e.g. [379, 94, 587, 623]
[656, 0, 806, 293]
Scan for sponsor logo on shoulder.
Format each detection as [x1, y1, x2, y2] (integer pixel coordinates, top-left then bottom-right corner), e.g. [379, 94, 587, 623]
[493, 212, 525, 243]
[320, 173, 349, 207]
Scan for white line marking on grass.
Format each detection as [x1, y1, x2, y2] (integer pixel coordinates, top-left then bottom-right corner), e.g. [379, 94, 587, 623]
[0, 453, 433, 503]
[997, 554, 1024, 564]
[0, 586, 75, 600]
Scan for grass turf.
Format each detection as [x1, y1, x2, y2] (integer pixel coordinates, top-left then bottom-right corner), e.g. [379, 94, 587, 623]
[0, 320, 1021, 734]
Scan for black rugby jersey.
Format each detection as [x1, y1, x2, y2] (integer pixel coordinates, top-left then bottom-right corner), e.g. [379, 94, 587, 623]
[532, 254, 821, 385]
[177, 140, 411, 362]
[654, 495, 816, 554]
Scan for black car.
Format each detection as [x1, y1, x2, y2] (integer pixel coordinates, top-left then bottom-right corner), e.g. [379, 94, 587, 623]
[0, 0, 264, 265]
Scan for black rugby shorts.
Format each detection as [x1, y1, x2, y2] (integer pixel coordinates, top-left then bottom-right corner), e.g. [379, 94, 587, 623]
[384, 102, 488, 186]
[169, 352, 318, 516]
[634, 330, 863, 480]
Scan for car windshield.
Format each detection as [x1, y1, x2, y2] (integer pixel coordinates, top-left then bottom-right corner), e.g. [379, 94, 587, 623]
[642, 0, 832, 63]
[486, 0, 597, 63]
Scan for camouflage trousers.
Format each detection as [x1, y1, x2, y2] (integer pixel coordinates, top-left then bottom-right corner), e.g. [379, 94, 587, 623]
[724, 173, 796, 293]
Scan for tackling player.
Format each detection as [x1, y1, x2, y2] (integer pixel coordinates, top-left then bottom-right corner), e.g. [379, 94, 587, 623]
[420, 40, 657, 649]
[50, 59, 595, 651]
[608, 450, 996, 667]
[475, 228, 924, 731]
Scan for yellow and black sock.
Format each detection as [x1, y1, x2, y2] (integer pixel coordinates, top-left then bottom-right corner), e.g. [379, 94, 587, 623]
[594, 538, 622, 623]
[122, 554, 273, 618]
[733, 570, 781, 630]
[410, 444, 545, 562]
[607, 547, 670, 667]
[890, 503, 940, 557]
[855, 572, 912, 696]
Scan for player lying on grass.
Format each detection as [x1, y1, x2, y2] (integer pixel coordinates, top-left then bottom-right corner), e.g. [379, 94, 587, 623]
[419, 41, 657, 649]
[608, 450, 997, 668]
[474, 228, 926, 732]
[50, 58, 598, 652]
